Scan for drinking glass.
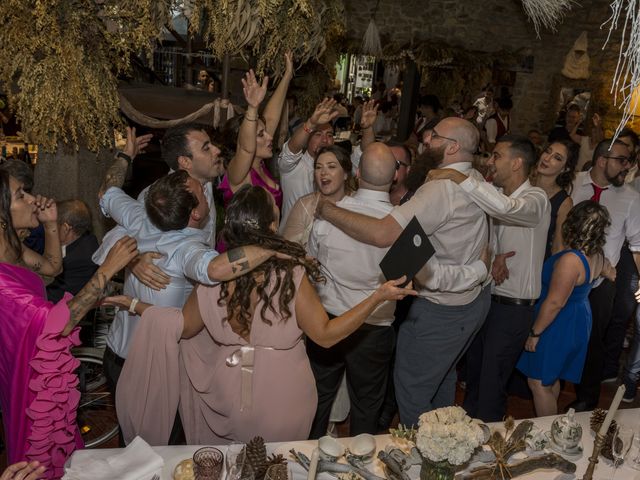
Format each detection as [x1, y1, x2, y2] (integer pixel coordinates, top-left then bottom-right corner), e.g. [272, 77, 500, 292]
[225, 441, 246, 471]
[226, 462, 254, 480]
[629, 426, 640, 471]
[612, 425, 635, 479]
[194, 446, 224, 480]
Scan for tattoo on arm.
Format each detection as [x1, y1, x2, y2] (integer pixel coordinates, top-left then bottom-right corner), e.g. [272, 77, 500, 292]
[227, 247, 246, 263]
[32, 261, 42, 272]
[100, 157, 129, 193]
[64, 271, 108, 334]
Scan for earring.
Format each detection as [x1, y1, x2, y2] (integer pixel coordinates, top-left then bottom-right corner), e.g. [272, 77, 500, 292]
[0, 221, 6, 230]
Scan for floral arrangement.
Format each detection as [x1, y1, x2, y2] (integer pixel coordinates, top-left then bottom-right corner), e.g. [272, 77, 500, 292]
[415, 406, 486, 466]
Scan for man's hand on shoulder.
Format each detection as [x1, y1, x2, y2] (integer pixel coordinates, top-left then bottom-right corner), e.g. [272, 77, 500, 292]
[427, 168, 468, 185]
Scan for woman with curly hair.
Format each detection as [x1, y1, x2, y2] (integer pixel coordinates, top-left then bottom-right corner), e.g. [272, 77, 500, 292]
[531, 139, 579, 259]
[516, 200, 615, 416]
[109, 185, 415, 445]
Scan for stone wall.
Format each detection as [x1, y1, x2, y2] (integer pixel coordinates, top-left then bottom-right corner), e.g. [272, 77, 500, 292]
[345, 0, 623, 135]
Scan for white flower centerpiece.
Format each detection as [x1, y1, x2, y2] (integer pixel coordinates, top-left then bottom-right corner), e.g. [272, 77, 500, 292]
[393, 406, 486, 480]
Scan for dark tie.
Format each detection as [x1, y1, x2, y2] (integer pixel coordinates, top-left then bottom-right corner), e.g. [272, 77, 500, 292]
[591, 183, 607, 203]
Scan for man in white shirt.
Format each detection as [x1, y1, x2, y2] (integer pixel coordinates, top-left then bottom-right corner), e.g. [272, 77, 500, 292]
[306, 143, 397, 437]
[278, 99, 377, 228]
[568, 138, 640, 411]
[316, 117, 492, 426]
[428, 135, 550, 422]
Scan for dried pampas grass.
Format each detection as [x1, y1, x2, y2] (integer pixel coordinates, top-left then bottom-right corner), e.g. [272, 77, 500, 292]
[520, 0, 575, 37]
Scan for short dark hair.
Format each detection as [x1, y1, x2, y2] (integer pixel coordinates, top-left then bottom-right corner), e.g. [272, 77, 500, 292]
[496, 97, 513, 110]
[567, 103, 581, 113]
[592, 138, 628, 164]
[57, 199, 93, 235]
[498, 134, 537, 175]
[161, 123, 205, 171]
[145, 170, 198, 231]
[0, 159, 34, 193]
[618, 127, 640, 150]
[419, 94, 442, 113]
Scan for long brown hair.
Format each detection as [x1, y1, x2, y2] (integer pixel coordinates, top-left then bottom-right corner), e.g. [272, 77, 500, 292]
[562, 200, 610, 256]
[219, 185, 324, 337]
[0, 171, 23, 263]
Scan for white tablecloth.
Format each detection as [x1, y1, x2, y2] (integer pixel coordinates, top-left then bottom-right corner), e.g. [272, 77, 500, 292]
[66, 408, 640, 480]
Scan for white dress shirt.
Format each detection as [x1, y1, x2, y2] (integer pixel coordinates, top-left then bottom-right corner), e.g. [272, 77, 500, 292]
[95, 187, 219, 358]
[308, 189, 395, 326]
[278, 141, 362, 229]
[459, 177, 550, 300]
[391, 162, 489, 305]
[571, 170, 640, 268]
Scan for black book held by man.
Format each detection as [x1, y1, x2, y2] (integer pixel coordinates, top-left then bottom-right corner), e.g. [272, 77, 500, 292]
[379, 216, 435, 287]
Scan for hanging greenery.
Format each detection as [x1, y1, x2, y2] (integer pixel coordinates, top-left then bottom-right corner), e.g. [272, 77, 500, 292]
[0, 0, 169, 152]
[191, 0, 345, 79]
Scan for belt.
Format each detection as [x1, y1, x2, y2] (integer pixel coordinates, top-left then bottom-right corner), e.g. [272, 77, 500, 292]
[491, 294, 536, 307]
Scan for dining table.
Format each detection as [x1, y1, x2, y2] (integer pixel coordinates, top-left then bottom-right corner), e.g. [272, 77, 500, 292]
[65, 408, 640, 480]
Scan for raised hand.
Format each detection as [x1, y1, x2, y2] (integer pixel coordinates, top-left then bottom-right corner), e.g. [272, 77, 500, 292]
[308, 98, 339, 128]
[102, 236, 139, 277]
[123, 126, 153, 160]
[242, 69, 269, 109]
[284, 51, 294, 79]
[491, 251, 515, 285]
[373, 276, 418, 302]
[131, 252, 170, 290]
[34, 195, 57, 224]
[360, 100, 378, 130]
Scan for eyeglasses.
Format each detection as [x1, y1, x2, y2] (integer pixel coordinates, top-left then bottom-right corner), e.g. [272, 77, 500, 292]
[430, 129, 459, 144]
[395, 160, 410, 170]
[605, 155, 635, 165]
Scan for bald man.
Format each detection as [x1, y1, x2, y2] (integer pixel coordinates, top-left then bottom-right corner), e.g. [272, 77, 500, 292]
[316, 118, 492, 425]
[306, 142, 399, 437]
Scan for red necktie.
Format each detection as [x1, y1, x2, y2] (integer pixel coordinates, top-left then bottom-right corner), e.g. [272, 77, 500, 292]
[591, 183, 607, 203]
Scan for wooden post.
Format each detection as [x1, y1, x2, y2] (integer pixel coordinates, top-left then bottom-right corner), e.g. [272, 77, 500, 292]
[395, 59, 420, 142]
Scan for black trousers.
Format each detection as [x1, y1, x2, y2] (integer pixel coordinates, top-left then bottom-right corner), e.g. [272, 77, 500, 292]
[603, 245, 638, 378]
[463, 300, 534, 422]
[103, 346, 185, 445]
[575, 279, 617, 406]
[307, 322, 395, 438]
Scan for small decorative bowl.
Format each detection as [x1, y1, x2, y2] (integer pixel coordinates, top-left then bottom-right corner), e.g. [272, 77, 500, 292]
[349, 434, 376, 463]
[318, 436, 345, 462]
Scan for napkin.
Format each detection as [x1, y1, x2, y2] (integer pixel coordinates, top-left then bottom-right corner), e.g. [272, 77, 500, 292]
[63, 436, 164, 480]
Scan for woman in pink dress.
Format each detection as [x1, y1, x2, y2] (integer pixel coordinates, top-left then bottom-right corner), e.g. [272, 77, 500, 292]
[110, 185, 416, 445]
[218, 53, 294, 211]
[0, 170, 137, 478]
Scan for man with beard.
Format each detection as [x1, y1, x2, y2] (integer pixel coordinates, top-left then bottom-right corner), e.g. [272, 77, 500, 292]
[568, 138, 640, 411]
[428, 135, 550, 422]
[316, 117, 491, 425]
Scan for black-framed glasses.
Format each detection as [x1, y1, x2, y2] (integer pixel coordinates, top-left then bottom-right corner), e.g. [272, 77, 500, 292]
[431, 129, 459, 144]
[395, 160, 410, 170]
[605, 155, 635, 165]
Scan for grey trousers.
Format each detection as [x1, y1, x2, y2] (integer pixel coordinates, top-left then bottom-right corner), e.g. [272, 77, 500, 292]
[394, 286, 491, 426]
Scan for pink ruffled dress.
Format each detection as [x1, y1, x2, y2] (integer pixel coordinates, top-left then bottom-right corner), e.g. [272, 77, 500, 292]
[0, 263, 83, 479]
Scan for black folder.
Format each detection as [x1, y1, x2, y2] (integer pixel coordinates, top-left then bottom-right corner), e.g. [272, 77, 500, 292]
[379, 216, 435, 286]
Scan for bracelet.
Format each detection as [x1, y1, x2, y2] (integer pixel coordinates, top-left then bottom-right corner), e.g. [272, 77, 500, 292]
[529, 328, 541, 338]
[129, 297, 140, 314]
[303, 122, 314, 134]
[116, 151, 132, 164]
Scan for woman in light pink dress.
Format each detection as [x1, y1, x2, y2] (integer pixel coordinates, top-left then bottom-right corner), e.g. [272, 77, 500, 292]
[111, 185, 416, 445]
[0, 170, 137, 478]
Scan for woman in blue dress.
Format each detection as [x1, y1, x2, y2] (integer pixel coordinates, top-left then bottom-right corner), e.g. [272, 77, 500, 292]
[517, 200, 615, 416]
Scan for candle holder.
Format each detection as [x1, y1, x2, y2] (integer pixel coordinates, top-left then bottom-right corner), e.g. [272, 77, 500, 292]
[582, 432, 606, 480]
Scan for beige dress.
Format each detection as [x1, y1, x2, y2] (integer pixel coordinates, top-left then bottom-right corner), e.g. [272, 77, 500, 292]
[116, 266, 317, 445]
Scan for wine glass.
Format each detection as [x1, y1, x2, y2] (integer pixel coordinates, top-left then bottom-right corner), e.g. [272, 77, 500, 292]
[226, 463, 254, 480]
[225, 442, 246, 471]
[612, 425, 635, 479]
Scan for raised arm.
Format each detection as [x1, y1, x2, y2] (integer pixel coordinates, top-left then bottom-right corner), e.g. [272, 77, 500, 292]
[98, 126, 152, 199]
[227, 70, 268, 186]
[359, 100, 378, 151]
[262, 52, 294, 136]
[286, 98, 339, 155]
[20, 195, 62, 276]
[62, 236, 138, 336]
[297, 275, 416, 347]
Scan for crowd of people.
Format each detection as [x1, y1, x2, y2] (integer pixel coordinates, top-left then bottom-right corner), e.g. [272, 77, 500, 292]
[1, 56, 640, 479]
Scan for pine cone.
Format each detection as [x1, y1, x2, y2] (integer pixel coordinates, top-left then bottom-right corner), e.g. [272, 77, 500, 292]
[264, 464, 288, 480]
[588, 409, 618, 461]
[245, 436, 268, 480]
